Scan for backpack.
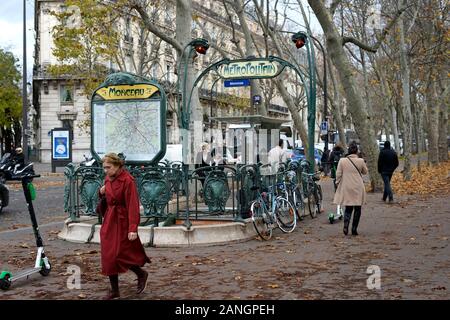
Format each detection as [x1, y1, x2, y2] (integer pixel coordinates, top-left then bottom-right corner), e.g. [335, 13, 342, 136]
[330, 150, 343, 179]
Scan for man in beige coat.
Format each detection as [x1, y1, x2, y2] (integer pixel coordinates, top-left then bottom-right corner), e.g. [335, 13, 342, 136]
[333, 142, 368, 235]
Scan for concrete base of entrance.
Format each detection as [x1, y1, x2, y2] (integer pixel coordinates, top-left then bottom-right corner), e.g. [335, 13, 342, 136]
[58, 216, 258, 247]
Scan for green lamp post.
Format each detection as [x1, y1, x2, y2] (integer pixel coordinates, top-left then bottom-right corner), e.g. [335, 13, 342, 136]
[176, 38, 209, 229]
[291, 31, 317, 172]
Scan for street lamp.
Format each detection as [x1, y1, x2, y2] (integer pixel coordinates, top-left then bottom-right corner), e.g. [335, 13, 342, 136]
[292, 32, 329, 151]
[176, 38, 209, 229]
[289, 31, 317, 171]
[177, 38, 209, 129]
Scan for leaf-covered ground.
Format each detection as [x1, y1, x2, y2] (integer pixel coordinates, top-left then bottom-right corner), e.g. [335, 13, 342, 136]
[391, 160, 450, 196]
[0, 177, 448, 300]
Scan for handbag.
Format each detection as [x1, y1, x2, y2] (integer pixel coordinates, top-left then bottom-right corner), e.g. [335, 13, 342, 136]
[96, 193, 107, 217]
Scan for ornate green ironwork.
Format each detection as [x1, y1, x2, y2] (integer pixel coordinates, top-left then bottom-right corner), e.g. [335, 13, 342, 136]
[237, 164, 259, 218]
[78, 167, 103, 216]
[138, 170, 171, 217]
[203, 169, 230, 212]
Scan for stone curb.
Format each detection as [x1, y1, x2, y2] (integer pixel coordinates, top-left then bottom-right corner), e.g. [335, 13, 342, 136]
[58, 217, 258, 247]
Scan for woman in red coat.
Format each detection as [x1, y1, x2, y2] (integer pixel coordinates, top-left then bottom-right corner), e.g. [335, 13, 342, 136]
[98, 153, 150, 299]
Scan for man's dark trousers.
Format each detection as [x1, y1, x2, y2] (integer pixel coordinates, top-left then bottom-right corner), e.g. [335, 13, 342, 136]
[382, 173, 393, 201]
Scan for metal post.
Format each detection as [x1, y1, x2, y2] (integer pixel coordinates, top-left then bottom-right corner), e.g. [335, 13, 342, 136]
[22, 0, 28, 162]
[177, 44, 194, 229]
[210, 78, 221, 142]
[305, 35, 316, 173]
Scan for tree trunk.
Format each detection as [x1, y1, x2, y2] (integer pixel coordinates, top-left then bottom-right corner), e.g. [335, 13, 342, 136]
[175, 0, 203, 162]
[390, 103, 401, 154]
[426, 81, 440, 165]
[411, 90, 419, 154]
[399, 12, 413, 180]
[308, 0, 382, 191]
[438, 81, 449, 162]
[13, 120, 22, 149]
[274, 79, 309, 154]
[230, 0, 267, 116]
[328, 60, 346, 149]
[4, 128, 13, 153]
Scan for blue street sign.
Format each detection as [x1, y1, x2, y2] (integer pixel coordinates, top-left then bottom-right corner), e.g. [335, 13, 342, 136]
[253, 95, 262, 104]
[320, 121, 328, 132]
[224, 79, 251, 87]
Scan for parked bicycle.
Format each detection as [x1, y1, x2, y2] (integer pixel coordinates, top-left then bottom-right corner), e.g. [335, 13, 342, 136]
[277, 161, 306, 222]
[300, 160, 323, 218]
[249, 179, 296, 240]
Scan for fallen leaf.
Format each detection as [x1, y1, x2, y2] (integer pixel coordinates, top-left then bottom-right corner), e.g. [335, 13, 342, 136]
[431, 286, 446, 291]
[268, 284, 279, 288]
[78, 294, 86, 299]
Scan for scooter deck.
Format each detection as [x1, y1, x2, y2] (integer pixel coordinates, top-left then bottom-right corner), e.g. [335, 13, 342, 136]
[10, 268, 42, 282]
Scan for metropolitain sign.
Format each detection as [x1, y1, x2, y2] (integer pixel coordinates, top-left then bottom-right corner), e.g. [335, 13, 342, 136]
[217, 60, 279, 79]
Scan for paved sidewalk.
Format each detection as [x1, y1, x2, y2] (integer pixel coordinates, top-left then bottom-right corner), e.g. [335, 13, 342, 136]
[0, 176, 448, 300]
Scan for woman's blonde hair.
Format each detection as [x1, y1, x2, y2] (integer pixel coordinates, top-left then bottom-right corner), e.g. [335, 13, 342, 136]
[102, 153, 125, 167]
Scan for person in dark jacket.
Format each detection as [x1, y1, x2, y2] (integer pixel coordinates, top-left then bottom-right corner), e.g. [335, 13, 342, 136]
[321, 147, 331, 176]
[329, 143, 345, 191]
[377, 141, 399, 202]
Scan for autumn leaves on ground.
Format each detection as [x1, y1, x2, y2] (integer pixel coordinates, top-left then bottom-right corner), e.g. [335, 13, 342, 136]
[391, 160, 450, 196]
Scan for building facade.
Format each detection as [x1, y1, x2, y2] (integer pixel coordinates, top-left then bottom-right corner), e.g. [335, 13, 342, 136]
[32, 0, 296, 163]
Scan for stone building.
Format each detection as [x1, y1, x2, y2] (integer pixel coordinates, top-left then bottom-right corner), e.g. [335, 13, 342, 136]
[32, 0, 295, 163]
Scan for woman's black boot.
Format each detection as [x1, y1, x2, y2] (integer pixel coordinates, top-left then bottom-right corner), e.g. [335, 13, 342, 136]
[343, 207, 352, 235]
[104, 275, 120, 300]
[352, 209, 362, 236]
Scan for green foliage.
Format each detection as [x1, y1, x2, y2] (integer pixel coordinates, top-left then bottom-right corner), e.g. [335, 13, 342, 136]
[0, 48, 22, 127]
[49, 0, 121, 99]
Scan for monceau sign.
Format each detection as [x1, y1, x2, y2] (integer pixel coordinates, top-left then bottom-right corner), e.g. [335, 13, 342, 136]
[217, 59, 279, 80]
[95, 84, 159, 100]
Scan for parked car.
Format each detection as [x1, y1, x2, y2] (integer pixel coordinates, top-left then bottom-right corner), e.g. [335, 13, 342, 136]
[290, 147, 323, 166]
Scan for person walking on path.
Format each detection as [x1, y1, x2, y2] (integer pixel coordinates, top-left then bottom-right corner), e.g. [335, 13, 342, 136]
[321, 147, 331, 176]
[98, 153, 150, 300]
[329, 143, 345, 191]
[377, 140, 399, 203]
[333, 142, 368, 236]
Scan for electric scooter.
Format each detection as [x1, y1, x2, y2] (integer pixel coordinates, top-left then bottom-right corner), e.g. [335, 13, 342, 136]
[328, 168, 343, 224]
[328, 204, 344, 224]
[0, 172, 51, 290]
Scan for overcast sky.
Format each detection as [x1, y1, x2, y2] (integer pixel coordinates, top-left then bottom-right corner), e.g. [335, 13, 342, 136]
[0, 0, 34, 81]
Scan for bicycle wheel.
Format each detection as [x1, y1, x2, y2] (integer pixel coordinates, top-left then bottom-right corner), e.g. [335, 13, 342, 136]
[307, 192, 318, 218]
[292, 186, 305, 221]
[274, 197, 296, 233]
[314, 184, 323, 214]
[250, 200, 273, 240]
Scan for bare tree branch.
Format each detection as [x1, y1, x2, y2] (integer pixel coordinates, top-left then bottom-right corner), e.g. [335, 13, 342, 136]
[329, 0, 343, 16]
[195, 17, 230, 58]
[223, 0, 245, 57]
[129, 0, 183, 53]
[342, 3, 409, 53]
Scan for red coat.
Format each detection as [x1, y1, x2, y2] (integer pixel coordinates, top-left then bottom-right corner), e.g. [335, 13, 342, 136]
[100, 169, 150, 276]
